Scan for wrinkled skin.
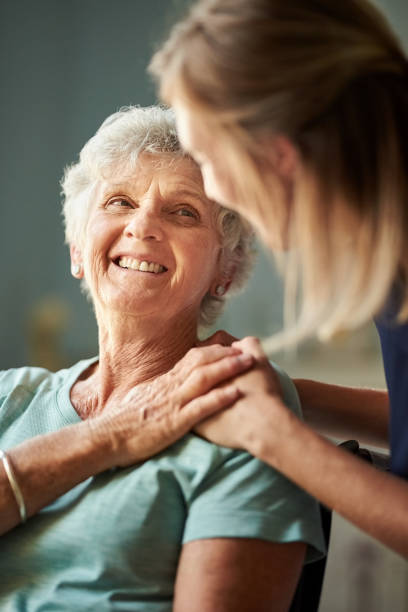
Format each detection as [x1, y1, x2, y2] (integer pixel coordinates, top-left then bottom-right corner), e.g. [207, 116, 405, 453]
[89, 343, 255, 466]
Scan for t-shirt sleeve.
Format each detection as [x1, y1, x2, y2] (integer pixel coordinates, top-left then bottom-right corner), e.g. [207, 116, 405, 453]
[182, 447, 325, 562]
[182, 364, 326, 562]
[0, 367, 53, 398]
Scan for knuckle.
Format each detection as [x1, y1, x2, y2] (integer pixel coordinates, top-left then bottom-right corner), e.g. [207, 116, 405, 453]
[215, 386, 229, 400]
[194, 368, 209, 388]
[188, 369, 200, 388]
[228, 354, 243, 370]
[247, 335, 260, 344]
[200, 370, 211, 388]
[186, 346, 203, 366]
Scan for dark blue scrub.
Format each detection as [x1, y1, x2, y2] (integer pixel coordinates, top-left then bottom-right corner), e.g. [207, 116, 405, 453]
[375, 283, 408, 478]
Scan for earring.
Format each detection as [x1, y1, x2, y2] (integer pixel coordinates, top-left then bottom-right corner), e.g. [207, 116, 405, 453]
[215, 285, 225, 296]
[71, 263, 82, 277]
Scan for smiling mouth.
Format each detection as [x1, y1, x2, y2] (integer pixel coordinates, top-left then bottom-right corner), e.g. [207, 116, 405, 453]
[115, 256, 167, 274]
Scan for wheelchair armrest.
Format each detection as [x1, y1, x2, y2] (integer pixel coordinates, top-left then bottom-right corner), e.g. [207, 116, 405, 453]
[339, 439, 390, 472]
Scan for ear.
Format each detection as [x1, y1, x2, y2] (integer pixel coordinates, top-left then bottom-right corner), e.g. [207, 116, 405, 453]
[210, 265, 236, 298]
[70, 244, 84, 279]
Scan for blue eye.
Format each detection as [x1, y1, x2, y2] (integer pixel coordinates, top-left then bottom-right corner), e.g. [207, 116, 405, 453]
[176, 208, 194, 217]
[174, 206, 200, 220]
[106, 198, 133, 210]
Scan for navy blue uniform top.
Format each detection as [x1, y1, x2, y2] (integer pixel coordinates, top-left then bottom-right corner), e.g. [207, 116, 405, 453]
[375, 283, 408, 478]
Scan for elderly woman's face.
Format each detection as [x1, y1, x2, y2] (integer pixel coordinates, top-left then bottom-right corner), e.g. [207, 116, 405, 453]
[79, 153, 222, 321]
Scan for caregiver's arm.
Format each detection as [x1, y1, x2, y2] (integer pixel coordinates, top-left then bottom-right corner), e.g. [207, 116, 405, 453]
[174, 538, 305, 612]
[253, 405, 408, 556]
[197, 337, 408, 557]
[202, 332, 390, 448]
[294, 379, 389, 448]
[0, 345, 253, 535]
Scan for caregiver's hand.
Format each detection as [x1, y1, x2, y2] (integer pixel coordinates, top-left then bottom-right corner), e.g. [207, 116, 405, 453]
[89, 344, 254, 467]
[194, 337, 291, 452]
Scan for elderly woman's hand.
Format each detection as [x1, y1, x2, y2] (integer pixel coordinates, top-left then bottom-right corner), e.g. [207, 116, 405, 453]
[194, 337, 288, 451]
[87, 344, 254, 467]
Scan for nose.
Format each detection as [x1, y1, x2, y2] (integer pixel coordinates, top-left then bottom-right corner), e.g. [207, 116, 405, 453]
[124, 205, 164, 241]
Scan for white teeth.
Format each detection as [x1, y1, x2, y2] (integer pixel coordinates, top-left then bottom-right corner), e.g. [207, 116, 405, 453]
[117, 257, 165, 274]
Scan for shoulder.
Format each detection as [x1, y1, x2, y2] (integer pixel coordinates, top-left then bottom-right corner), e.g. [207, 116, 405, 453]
[270, 360, 302, 418]
[168, 429, 313, 515]
[177, 434, 305, 504]
[175, 434, 325, 561]
[165, 361, 302, 493]
[0, 366, 59, 398]
[0, 358, 96, 399]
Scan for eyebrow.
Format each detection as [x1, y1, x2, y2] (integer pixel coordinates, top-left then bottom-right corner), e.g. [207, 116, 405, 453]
[98, 183, 210, 209]
[169, 188, 207, 205]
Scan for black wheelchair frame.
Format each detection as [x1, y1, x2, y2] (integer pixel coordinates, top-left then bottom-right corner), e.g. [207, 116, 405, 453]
[289, 440, 390, 612]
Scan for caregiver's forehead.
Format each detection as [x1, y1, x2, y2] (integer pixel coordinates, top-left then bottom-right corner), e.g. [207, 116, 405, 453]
[173, 101, 206, 153]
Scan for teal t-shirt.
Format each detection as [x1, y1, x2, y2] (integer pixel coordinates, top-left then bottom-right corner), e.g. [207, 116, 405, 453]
[0, 358, 325, 611]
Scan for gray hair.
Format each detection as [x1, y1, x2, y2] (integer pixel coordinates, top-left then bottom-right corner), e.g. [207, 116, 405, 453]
[61, 105, 255, 328]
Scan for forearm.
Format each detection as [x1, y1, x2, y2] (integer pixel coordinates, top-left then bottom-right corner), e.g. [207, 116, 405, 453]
[0, 346, 254, 536]
[251, 401, 408, 558]
[294, 379, 389, 448]
[0, 420, 111, 535]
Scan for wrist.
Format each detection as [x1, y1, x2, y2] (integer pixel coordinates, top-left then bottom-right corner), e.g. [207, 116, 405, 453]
[244, 394, 301, 466]
[80, 417, 119, 471]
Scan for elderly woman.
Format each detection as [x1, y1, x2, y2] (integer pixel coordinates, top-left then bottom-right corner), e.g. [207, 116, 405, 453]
[0, 106, 324, 611]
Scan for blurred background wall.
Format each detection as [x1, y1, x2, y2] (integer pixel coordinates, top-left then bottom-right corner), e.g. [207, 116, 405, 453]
[0, 0, 406, 369]
[0, 0, 407, 608]
[0, 0, 288, 370]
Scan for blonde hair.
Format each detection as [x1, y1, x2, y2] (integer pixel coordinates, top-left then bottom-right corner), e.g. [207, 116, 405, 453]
[61, 105, 255, 329]
[150, 0, 408, 348]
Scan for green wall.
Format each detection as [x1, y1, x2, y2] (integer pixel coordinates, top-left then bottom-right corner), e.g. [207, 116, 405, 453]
[0, 0, 406, 368]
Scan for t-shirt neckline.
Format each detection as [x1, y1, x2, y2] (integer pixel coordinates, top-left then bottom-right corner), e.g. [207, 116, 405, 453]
[56, 356, 99, 424]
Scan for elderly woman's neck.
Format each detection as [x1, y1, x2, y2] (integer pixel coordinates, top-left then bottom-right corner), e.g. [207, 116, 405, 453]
[70, 311, 201, 419]
[97, 312, 198, 387]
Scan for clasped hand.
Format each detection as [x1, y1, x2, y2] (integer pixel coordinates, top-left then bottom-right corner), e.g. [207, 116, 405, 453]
[88, 342, 255, 467]
[194, 334, 288, 453]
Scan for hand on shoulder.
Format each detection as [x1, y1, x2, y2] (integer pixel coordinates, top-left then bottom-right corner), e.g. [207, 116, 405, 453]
[89, 343, 255, 467]
[194, 336, 291, 452]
